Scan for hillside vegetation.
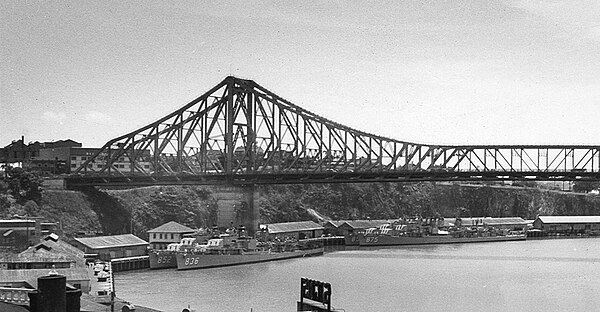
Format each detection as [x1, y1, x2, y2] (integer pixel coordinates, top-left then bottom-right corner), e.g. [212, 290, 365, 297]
[2, 169, 600, 241]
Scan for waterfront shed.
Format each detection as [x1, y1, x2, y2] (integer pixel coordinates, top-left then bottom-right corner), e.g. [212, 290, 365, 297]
[147, 221, 195, 250]
[533, 216, 600, 234]
[262, 221, 324, 240]
[72, 234, 148, 261]
[322, 221, 346, 236]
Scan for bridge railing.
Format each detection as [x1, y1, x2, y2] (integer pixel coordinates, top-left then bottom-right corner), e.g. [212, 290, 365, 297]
[0, 287, 31, 305]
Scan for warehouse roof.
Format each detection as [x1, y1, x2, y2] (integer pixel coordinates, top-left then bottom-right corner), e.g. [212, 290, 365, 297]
[0, 267, 89, 288]
[536, 216, 600, 224]
[74, 234, 148, 249]
[323, 220, 346, 228]
[147, 221, 194, 233]
[341, 220, 392, 229]
[264, 221, 323, 234]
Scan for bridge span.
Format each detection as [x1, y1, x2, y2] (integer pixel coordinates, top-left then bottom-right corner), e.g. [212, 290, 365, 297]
[67, 76, 600, 188]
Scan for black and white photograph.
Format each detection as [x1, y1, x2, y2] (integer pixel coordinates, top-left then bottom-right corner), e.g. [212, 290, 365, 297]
[1, 1, 599, 311]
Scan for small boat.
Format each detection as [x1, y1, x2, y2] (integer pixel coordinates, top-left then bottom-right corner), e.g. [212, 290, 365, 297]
[175, 234, 323, 271]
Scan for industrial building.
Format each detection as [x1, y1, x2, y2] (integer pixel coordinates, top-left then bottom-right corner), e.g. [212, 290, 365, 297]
[72, 234, 149, 261]
[532, 215, 600, 235]
[147, 221, 195, 250]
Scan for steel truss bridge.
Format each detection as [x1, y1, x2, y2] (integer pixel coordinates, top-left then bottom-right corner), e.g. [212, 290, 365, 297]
[68, 76, 600, 187]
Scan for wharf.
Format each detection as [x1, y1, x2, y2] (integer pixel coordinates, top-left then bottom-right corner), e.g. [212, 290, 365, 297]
[111, 255, 149, 272]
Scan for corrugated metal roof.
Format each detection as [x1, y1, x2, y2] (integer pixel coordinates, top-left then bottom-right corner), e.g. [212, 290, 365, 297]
[0, 267, 89, 285]
[264, 221, 324, 234]
[147, 221, 195, 233]
[323, 221, 346, 228]
[74, 234, 148, 249]
[537, 216, 600, 224]
[482, 217, 527, 225]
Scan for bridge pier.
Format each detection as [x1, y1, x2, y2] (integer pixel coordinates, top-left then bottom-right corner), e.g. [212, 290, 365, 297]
[211, 184, 259, 234]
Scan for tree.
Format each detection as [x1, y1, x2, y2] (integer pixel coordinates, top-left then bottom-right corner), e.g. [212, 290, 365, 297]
[4, 167, 43, 204]
[573, 181, 600, 193]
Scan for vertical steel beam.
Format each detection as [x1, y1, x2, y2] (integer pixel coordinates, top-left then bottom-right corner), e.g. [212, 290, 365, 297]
[177, 114, 183, 173]
[225, 79, 235, 174]
[247, 88, 254, 172]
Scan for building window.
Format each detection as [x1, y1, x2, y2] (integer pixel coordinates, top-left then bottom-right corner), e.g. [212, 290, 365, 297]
[153, 233, 156, 239]
[171, 233, 174, 239]
[159, 233, 163, 239]
[71, 156, 77, 160]
[71, 164, 77, 168]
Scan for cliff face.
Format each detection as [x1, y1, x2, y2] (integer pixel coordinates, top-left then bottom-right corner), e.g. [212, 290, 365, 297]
[258, 183, 600, 221]
[3, 182, 600, 240]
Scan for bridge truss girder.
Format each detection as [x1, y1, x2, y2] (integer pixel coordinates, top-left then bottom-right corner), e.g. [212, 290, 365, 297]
[70, 76, 600, 186]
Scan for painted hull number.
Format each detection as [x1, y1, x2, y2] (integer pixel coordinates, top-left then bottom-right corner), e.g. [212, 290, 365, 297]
[365, 237, 378, 243]
[157, 256, 172, 264]
[184, 257, 200, 266]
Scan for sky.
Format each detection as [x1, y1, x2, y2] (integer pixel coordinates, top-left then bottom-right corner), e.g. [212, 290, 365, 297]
[1, 0, 600, 148]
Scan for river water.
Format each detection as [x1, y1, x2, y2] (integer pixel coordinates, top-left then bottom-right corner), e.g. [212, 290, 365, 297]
[114, 238, 600, 312]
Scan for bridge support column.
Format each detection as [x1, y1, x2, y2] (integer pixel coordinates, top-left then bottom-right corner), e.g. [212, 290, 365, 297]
[211, 184, 259, 234]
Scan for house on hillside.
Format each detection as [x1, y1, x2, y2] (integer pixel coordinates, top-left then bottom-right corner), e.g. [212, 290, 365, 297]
[147, 221, 195, 250]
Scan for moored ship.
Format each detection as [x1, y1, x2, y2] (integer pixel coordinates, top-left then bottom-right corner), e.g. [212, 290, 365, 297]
[357, 217, 527, 246]
[175, 231, 323, 271]
[149, 237, 197, 269]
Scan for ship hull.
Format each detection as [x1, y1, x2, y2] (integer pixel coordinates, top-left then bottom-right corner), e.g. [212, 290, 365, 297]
[358, 234, 526, 246]
[149, 251, 177, 269]
[175, 248, 324, 270]
[344, 234, 360, 246]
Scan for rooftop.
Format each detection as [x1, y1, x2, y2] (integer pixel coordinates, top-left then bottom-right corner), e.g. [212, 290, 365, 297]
[536, 215, 600, 224]
[0, 267, 89, 287]
[73, 234, 148, 249]
[147, 221, 195, 233]
[264, 221, 324, 234]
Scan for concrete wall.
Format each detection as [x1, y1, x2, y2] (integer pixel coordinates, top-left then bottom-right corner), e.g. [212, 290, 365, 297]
[211, 185, 259, 234]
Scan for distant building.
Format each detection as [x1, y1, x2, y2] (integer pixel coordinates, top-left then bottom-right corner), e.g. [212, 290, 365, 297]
[72, 234, 149, 261]
[0, 219, 59, 252]
[0, 137, 81, 166]
[0, 234, 90, 293]
[533, 216, 600, 235]
[147, 221, 195, 250]
[261, 221, 324, 240]
[38, 146, 152, 174]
